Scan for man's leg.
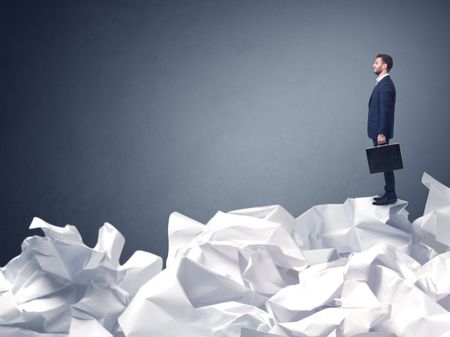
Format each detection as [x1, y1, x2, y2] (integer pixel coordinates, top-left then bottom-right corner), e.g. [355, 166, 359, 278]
[383, 139, 396, 197]
[384, 171, 396, 197]
[372, 138, 396, 198]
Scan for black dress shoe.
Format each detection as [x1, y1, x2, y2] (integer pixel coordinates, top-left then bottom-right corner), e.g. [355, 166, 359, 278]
[373, 194, 385, 201]
[372, 195, 397, 206]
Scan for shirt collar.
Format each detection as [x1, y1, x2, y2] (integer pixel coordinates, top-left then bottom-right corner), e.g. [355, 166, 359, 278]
[376, 73, 390, 84]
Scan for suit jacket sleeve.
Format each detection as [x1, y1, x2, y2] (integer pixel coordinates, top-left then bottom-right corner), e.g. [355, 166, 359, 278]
[378, 83, 394, 135]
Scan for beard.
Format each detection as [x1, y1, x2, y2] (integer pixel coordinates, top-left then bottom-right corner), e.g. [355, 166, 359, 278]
[373, 68, 382, 75]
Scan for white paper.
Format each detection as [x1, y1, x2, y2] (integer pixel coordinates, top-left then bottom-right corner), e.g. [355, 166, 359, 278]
[413, 172, 450, 246]
[0, 218, 162, 337]
[2, 172, 450, 337]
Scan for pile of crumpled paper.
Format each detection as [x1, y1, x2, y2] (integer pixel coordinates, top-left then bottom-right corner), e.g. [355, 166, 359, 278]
[1, 172, 450, 337]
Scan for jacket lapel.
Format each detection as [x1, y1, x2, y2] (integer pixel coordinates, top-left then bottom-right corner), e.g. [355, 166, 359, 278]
[369, 75, 390, 105]
[369, 85, 377, 104]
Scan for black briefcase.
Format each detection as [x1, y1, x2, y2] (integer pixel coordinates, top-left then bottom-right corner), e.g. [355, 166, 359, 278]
[366, 143, 404, 174]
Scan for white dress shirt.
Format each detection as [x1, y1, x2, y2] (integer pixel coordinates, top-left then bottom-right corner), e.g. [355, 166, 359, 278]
[376, 73, 390, 84]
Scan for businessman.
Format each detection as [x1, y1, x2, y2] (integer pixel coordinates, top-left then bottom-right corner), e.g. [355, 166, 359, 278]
[368, 54, 397, 206]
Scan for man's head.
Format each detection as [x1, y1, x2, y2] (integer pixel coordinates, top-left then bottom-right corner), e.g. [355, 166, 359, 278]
[372, 54, 393, 76]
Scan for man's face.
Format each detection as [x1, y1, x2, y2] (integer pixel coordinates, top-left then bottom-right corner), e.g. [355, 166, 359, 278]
[372, 57, 386, 75]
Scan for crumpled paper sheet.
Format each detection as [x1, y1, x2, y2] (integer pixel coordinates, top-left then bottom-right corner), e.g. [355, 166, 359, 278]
[413, 172, 450, 246]
[292, 195, 435, 264]
[0, 218, 162, 337]
[2, 172, 450, 337]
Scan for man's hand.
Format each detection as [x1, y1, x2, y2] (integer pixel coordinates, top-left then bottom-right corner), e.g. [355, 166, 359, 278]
[377, 134, 386, 145]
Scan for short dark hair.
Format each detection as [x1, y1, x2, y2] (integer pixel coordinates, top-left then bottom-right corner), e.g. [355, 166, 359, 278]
[376, 54, 393, 71]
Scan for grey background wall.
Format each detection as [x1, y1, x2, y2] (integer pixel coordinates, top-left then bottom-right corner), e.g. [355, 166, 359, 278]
[1, 0, 450, 266]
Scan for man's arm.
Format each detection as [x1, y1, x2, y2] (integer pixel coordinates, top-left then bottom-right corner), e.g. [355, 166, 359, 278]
[377, 83, 395, 143]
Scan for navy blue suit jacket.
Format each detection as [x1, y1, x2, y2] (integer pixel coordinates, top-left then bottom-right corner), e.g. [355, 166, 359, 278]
[367, 75, 396, 139]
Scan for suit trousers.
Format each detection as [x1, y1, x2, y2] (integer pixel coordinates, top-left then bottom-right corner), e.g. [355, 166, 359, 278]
[372, 138, 396, 197]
